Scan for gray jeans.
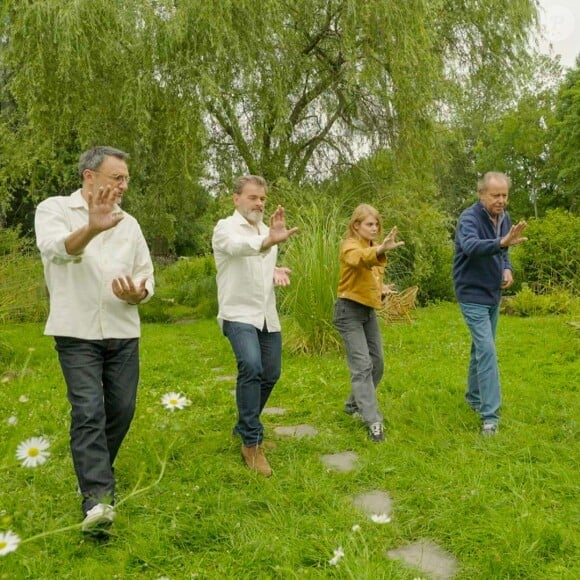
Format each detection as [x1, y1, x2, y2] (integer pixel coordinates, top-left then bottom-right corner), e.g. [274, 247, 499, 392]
[333, 298, 384, 425]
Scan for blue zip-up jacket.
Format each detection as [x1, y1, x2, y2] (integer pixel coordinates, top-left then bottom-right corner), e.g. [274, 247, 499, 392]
[453, 201, 512, 305]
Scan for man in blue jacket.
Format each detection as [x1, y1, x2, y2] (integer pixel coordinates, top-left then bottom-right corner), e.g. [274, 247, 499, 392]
[453, 172, 527, 436]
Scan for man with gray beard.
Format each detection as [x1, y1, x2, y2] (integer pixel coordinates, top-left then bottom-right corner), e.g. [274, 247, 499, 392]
[212, 175, 297, 476]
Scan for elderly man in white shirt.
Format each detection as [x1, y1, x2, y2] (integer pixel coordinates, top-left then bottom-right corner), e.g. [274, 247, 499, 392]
[35, 146, 154, 534]
[212, 175, 297, 477]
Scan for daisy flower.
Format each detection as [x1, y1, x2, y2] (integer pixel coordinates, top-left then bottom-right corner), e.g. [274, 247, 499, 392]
[18, 395, 29, 403]
[16, 436, 51, 468]
[0, 530, 21, 556]
[161, 392, 190, 411]
[370, 513, 391, 524]
[6, 416, 18, 426]
[328, 546, 344, 566]
[351, 524, 361, 532]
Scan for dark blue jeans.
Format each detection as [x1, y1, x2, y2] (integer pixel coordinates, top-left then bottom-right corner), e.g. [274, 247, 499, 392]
[54, 337, 139, 515]
[222, 321, 281, 446]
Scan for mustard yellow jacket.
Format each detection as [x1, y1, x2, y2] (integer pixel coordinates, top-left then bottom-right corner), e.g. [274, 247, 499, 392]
[336, 237, 386, 309]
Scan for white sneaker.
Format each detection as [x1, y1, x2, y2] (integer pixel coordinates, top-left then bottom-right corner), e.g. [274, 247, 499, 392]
[81, 503, 115, 533]
[369, 422, 385, 443]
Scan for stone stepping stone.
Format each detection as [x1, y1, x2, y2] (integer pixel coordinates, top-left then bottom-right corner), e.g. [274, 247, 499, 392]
[273, 424, 318, 438]
[321, 451, 358, 472]
[215, 375, 237, 382]
[262, 407, 287, 415]
[387, 540, 458, 580]
[352, 490, 393, 520]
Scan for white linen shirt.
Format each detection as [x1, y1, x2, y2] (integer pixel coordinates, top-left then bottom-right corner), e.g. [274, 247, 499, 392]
[35, 189, 155, 339]
[212, 210, 280, 332]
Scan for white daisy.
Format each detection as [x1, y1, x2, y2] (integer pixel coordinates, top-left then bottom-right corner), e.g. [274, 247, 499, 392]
[0, 530, 21, 556]
[18, 395, 29, 403]
[161, 392, 190, 411]
[370, 513, 391, 524]
[16, 436, 51, 468]
[351, 524, 361, 532]
[6, 416, 18, 426]
[328, 546, 344, 566]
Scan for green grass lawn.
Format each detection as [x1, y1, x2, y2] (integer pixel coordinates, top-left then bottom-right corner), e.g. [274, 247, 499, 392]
[1, 303, 578, 578]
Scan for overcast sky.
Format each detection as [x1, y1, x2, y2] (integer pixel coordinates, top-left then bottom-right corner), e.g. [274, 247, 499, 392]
[536, 0, 580, 68]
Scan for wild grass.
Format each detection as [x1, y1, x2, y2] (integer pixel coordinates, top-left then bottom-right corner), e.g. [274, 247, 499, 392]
[0, 303, 578, 578]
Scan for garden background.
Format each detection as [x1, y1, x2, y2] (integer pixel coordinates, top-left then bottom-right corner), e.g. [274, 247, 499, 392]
[1, 1, 578, 578]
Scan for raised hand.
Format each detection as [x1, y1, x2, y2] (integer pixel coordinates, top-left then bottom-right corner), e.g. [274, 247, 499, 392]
[377, 226, 405, 255]
[87, 185, 124, 233]
[500, 220, 528, 248]
[262, 205, 299, 249]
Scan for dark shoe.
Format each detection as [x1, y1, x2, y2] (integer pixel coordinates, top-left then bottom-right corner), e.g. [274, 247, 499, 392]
[81, 503, 115, 534]
[241, 444, 272, 477]
[369, 422, 385, 443]
[481, 422, 498, 437]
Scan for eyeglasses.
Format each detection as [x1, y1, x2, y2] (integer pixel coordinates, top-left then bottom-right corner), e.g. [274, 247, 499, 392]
[94, 171, 131, 184]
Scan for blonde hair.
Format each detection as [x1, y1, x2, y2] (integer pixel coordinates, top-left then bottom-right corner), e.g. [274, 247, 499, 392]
[344, 204, 382, 240]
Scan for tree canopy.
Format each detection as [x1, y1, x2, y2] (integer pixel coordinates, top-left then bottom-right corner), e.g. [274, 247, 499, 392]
[0, 0, 541, 248]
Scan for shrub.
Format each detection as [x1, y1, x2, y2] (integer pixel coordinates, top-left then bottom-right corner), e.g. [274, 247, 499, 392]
[502, 284, 579, 317]
[152, 256, 217, 319]
[0, 228, 48, 323]
[279, 202, 343, 354]
[512, 209, 579, 293]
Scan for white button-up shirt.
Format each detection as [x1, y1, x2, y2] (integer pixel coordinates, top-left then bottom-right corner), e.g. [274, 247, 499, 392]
[35, 190, 155, 339]
[212, 210, 280, 332]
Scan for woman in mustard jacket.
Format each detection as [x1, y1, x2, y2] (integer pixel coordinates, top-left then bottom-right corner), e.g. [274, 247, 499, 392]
[333, 204, 404, 442]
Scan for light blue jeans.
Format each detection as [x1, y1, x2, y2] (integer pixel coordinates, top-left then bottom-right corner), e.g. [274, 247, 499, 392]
[459, 303, 501, 425]
[333, 298, 384, 426]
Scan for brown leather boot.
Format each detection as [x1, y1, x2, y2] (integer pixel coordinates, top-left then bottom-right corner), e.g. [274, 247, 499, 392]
[241, 444, 272, 477]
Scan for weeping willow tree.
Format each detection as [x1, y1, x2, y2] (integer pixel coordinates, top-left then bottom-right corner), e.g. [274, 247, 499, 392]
[0, 0, 539, 247]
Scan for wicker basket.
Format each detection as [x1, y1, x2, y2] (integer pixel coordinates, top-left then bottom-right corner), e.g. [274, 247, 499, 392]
[378, 285, 418, 323]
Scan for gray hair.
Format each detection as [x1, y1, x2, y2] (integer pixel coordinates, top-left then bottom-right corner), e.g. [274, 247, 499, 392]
[233, 175, 268, 195]
[478, 172, 511, 193]
[78, 146, 129, 180]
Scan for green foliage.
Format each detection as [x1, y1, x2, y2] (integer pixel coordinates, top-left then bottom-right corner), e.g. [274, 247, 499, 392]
[319, 151, 455, 303]
[0, 305, 578, 577]
[1, 0, 541, 247]
[279, 202, 344, 354]
[473, 90, 556, 219]
[503, 284, 579, 317]
[0, 228, 48, 324]
[512, 209, 579, 293]
[546, 58, 580, 213]
[143, 256, 218, 321]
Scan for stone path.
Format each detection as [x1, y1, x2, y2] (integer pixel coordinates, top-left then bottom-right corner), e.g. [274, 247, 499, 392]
[210, 365, 458, 578]
[273, 424, 318, 438]
[215, 375, 237, 382]
[321, 451, 358, 473]
[352, 490, 393, 520]
[262, 407, 287, 415]
[387, 540, 458, 579]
